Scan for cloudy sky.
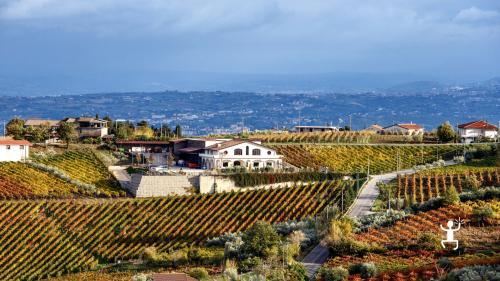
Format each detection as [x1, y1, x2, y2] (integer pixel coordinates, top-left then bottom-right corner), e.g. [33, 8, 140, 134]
[0, 0, 499, 93]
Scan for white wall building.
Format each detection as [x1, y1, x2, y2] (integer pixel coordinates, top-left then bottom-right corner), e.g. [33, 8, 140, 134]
[458, 120, 498, 143]
[199, 140, 282, 170]
[0, 139, 31, 162]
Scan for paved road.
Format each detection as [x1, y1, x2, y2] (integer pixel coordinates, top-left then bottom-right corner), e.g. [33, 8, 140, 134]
[108, 166, 131, 187]
[303, 160, 456, 279]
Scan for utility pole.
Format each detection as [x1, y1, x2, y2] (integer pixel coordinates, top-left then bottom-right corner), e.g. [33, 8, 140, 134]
[349, 114, 352, 131]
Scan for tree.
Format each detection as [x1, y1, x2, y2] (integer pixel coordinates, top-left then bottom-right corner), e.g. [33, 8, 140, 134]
[316, 266, 348, 281]
[175, 124, 182, 138]
[25, 125, 50, 143]
[443, 185, 460, 206]
[116, 122, 134, 140]
[6, 118, 25, 139]
[57, 122, 77, 148]
[437, 121, 457, 143]
[241, 221, 280, 258]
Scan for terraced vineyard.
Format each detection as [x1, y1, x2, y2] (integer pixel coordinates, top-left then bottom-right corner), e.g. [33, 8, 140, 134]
[34, 149, 124, 197]
[252, 131, 373, 143]
[0, 180, 355, 280]
[397, 169, 500, 203]
[273, 144, 468, 174]
[0, 162, 80, 199]
[325, 201, 500, 280]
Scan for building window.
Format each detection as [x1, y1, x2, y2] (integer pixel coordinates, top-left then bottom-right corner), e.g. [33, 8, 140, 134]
[252, 149, 261, 155]
[223, 162, 229, 167]
[253, 162, 260, 168]
[266, 161, 273, 167]
[234, 149, 243, 155]
[267, 151, 272, 155]
[246, 146, 249, 155]
[234, 161, 241, 166]
[20, 145, 24, 150]
[6, 145, 10, 150]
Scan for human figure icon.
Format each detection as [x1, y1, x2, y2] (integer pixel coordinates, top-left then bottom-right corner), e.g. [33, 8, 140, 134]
[440, 220, 460, 250]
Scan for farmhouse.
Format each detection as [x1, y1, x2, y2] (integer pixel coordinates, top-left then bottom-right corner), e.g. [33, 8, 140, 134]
[64, 117, 109, 138]
[458, 120, 498, 143]
[362, 124, 383, 133]
[0, 139, 31, 162]
[295, 125, 339, 133]
[383, 123, 424, 135]
[199, 139, 282, 170]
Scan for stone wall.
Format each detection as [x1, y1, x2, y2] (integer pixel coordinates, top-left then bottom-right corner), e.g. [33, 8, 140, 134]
[127, 174, 198, 197]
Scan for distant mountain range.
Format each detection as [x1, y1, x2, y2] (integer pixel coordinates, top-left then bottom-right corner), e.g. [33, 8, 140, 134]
[0, 71, 498, 97]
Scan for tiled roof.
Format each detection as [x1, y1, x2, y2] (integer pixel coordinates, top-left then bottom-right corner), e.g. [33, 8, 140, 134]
[25, 119, 60, 127]
[397, 123, 423, 130]
[0, 139, 32, 146]
[151, 273, 198, 281]
[116, 140, 170, 145]
[458, 120, 497, 130]
[205, 139, 246, 151]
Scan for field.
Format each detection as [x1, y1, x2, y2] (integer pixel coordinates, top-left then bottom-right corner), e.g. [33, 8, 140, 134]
[0, 180, 355, 280]
[397, 169, 500, 203]
[273, 144, 475, 174]
[325, 201, 500, 280]
[250, 131, 438, 144]
[0, 162, 83, 199]
[34, 149, 125, 197]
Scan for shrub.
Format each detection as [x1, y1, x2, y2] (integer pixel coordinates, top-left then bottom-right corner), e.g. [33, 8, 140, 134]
[443, 185, 460, 206]
[472, 205, 494, 226]
[241, 221, 280, 258]
[444, 265, 500, 281]
[438, 257, 454, 270]
[348, 262, 378, 279]
[316, 266, 348, 281]
[462, 176, 481, 191]
[287, 262, 308, 281]
[188, 267, 209, 280]
[132, 274, 152, 281]
[238, 257, 262, 272]
[143, 247, 158, 263]
[416, 232, 441, 250]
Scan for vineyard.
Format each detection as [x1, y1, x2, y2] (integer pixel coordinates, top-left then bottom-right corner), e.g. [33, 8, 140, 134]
[0, 162, 81, 199]
[34, 149, 124, 197]
[273, 144, 471, 174]
[0, 180, 355, 280]
[397, 169, 500, 203]
[325, 201, 500, 280]
[250, 131, 438, 144]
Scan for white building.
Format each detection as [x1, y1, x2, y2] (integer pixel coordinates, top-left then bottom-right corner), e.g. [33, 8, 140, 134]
[458, 120, 498, 143]
[199, 140, 282, 170]
[0, 139, 31, 162]
[295, 125, 339, 133]
[383, 123, 424, 135]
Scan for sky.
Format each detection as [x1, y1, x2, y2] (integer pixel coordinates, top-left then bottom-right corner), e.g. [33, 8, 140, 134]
[0, 0, 499, 94]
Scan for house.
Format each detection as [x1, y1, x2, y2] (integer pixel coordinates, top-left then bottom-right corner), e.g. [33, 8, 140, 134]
[151, 273, 198, 281]
[295, 125, 339, 133]
[0, 139, 32, 162]
[171, 138, 231, 168]
[116, 140, 170, 153]
[458, 120, 498, 143]
[199, 139, 282, 170]
[24, 119, 61, 141]
[382, 123, 424, 135]
[64, 117, 109, 138]
[362, 124, 383, 133]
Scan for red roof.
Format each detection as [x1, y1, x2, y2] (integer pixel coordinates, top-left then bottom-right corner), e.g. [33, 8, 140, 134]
[397, 123, 423, 130]
[151, 273, 198, 281]
[116, 140, 170, 145]
[0, 139, 32, 146]
[458, 120, 497, 130]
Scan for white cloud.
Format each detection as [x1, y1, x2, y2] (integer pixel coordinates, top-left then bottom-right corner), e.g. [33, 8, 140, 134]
[454, 6, 500, 22]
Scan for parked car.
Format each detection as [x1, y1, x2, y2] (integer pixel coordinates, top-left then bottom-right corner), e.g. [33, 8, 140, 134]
[150, 165, 169, 173]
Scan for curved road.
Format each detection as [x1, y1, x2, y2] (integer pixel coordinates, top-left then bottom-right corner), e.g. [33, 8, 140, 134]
[302, 161, 455, 279]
